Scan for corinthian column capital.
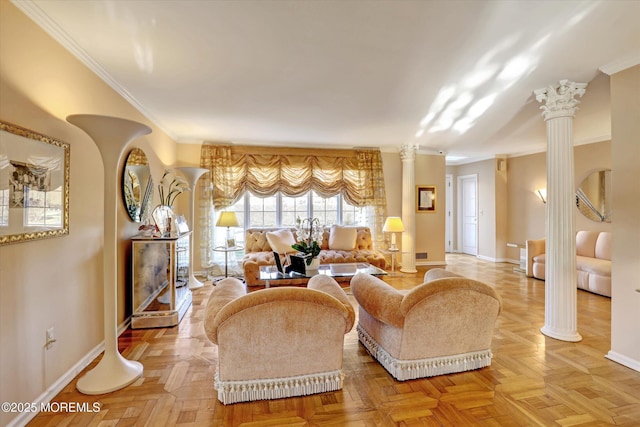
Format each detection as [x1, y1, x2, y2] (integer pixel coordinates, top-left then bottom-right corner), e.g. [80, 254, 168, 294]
[534, 79, 587, 121]
[399, 144, 418, 161]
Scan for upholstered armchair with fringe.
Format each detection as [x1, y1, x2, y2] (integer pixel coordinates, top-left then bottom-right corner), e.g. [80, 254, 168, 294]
[351, 269, 502, 381]
[204, 275, 355, 404]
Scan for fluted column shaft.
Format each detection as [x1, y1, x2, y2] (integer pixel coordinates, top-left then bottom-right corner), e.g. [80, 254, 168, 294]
[534, 80, 586, 342]
[400, 145, 418, 273]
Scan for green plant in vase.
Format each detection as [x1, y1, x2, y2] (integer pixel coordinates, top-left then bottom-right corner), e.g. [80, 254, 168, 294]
[292, 217, 323, 266]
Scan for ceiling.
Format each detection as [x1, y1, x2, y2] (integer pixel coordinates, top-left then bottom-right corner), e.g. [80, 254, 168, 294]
[15, 0, 640, 164]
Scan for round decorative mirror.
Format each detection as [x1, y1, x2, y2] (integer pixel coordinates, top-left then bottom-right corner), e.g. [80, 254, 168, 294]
[576, 169, 611, 223]
[122, 148, 153, 223]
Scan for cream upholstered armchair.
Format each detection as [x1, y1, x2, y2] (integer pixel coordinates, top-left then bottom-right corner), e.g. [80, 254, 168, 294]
[204, 276, 355, 404]
[351, 269, 502, 381]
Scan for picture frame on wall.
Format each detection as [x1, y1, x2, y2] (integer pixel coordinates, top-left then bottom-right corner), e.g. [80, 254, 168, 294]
[416, 185, 436, 213]
[0, 120, 70, 245]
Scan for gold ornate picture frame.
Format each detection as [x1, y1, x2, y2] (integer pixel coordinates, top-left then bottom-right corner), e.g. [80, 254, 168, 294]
[0, 120, 70, 245]
[416, 185, 436, 213]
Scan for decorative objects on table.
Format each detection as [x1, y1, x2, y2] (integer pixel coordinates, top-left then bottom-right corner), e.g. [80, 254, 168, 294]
[292, 217, 322, 266]
[152, 205, 175, 237]
[152, 169, 190, 237]
[0, 120, 70, 246]
[175, 167, 209, 289]
[382, 216, 404, 251]
[67, 114, 150, 395]
[416, 185, 436, 212]
[122, 148, 153, 223]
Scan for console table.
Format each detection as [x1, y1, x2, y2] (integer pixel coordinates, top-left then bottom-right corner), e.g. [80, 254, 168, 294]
[131, 232, 192, 328]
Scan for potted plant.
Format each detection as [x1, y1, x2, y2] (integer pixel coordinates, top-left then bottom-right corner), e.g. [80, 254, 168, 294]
[292, 217, 323, 268]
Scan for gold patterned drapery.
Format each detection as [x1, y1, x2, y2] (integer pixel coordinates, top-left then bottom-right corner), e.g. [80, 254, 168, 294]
[199, 144, 388, 268]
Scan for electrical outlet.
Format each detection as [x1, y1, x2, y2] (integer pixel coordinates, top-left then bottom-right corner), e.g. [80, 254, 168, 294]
[45, 327, 56, 349]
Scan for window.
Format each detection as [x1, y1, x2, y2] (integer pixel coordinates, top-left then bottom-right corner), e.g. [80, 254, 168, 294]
[222, 190, 363, 232]
[0, 189, 8, 226]
[281, 194, 308, 227]
[24, 187, 63, 227]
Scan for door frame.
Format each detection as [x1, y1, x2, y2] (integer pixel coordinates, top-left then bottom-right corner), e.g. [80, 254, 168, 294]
[457, 173, 478, 256]
[445, 174, 453, 253]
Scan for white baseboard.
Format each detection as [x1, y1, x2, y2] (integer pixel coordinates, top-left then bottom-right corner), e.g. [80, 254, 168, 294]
[6, 317, 132, 427]
[605, 350, 640, 372]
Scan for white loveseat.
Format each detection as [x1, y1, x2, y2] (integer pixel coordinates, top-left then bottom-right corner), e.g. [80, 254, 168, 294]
[525, 231, 612, 297]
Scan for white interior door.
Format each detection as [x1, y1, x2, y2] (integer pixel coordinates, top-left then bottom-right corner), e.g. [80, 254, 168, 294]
[458, 174, 478, 256]
[445, 174, 453, 253]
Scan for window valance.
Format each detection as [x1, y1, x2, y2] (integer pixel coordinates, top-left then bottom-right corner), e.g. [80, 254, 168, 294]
[200, 144, 386, 211]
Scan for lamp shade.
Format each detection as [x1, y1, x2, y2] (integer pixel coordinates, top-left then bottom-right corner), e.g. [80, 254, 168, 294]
[383, 217, 405, 233]
[216, 211, 239, 227]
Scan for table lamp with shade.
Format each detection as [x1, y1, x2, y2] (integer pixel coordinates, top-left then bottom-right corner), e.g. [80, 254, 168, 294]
[383, 216, 404, 251]
[216, 211, 239, 247]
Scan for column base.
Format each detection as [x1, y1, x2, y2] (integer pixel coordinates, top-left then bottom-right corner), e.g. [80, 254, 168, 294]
[76, 351, 143, 395]
[540, 325, 582, 342]
[189, 274, 205, 290]
[400, 267, 418, 274]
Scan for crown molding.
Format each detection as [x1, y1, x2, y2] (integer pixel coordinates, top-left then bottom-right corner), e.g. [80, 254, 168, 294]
[599, 49, 640, 75]
[11, 0, 176, 140]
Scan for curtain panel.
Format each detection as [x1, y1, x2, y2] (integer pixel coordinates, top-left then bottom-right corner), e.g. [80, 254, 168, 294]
[199, 144, 388, 269]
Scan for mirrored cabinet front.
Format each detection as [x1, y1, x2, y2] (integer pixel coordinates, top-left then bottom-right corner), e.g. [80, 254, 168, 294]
[131, 232, 191, 329]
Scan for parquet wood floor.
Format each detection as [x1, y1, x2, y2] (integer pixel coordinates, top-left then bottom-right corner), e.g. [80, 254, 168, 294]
[28, 255, 640, 426]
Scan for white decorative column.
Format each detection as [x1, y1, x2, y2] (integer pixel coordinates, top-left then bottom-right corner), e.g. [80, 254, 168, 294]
[176, 167, 209, 289]
[400, 144, 418, 273]
[534, 80, 587, 342]
[67, 115, 150, 394]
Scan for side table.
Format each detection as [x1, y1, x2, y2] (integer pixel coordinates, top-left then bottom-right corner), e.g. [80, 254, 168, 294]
[381, 248, 401, 275]
[213, 245, 244, 278]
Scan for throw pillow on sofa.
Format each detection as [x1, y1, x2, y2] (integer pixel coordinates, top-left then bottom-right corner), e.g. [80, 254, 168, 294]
[266, 229, 297, 254]
[329, 225, 357, 250]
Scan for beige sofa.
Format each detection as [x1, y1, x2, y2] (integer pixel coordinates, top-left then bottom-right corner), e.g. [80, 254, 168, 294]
[242, 226, 386, 286]
[525, 230, 612, 297]
[351, 268, 502, 381]
[204, 275, 355, 404]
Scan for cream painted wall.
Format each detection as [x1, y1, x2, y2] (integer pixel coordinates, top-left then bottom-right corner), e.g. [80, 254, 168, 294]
[449, 158, 498, 260]
[380, 151, 446, 266]
[505, 141, 612, 262]
[414, 154, 446, 264]
[608, 65, 640, 371]
[0, 3, 177, 425]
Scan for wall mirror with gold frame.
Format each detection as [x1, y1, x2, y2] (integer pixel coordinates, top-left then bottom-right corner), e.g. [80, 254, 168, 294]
[576, 169, 611, 223]
[0, 120, 70, 245]
[122, 148, 153, 223]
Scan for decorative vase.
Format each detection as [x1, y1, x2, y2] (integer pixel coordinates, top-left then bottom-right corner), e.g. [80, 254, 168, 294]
[306, 257, 320, 272]
[152, 205, 174, 237]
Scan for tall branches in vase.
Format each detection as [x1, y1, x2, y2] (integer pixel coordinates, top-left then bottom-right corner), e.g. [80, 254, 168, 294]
[292, 217, 323, 266]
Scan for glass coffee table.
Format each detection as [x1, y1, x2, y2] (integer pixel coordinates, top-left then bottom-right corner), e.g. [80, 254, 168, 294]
[259, 262, 387, 288]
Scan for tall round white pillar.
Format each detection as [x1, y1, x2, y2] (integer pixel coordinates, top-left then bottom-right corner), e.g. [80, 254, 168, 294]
[534, 80, 586, 342]
[400, 144, 418, 273]
[67, 114, 150, 394]
[176, 167, 209, 290]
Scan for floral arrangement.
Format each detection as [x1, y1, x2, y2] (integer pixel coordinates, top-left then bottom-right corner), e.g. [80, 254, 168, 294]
[158, 169, 190, 207]
[292, 217, 323, 265]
